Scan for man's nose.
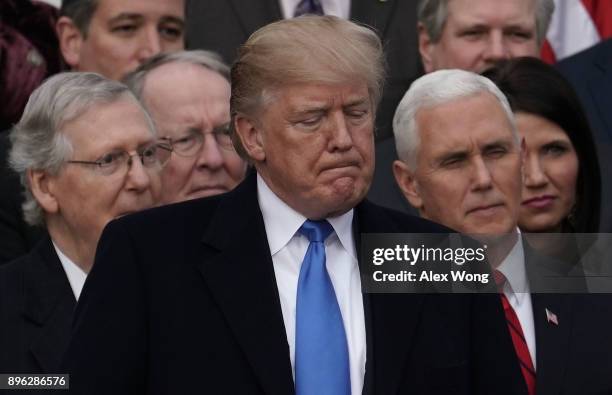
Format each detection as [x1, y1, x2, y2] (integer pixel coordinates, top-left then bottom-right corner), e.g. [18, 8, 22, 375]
[483, 31, 510, 63]
[136, 28, 163, 63]
[126, 155, 152, 192]
[327, 112, 353, 152]
[195, 133, 224, 170]
[471, 156, 493, 191]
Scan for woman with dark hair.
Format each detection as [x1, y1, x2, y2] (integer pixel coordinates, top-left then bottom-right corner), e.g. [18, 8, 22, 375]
[483, 57, 601, 234]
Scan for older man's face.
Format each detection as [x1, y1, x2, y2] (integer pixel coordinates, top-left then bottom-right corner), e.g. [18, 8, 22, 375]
[61, 0, 184, 80]
[239, 81, 375, 219]
[419, 0, 539, 73]
[394, 92, 522, 234]
[142, 62, 246, 204]
[47, 98, 161, 256]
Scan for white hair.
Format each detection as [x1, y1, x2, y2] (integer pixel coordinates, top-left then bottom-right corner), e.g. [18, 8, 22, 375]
[393, 69, 518, 170]
[9, 72, 155, 226]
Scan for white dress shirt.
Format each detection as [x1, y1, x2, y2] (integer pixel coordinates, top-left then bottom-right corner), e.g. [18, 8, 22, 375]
[279, 0, 350, 19]
[257, 174, 366, 395]
[496, 236, 537, 369]
[53, 241, 87, 301]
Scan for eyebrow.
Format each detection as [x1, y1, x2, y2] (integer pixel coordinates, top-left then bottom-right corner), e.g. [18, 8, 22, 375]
[108, 13, 143, 25]
[435, 149, 469, 165]
[159, 16, 185, 27]
[107, 14, 185, 27]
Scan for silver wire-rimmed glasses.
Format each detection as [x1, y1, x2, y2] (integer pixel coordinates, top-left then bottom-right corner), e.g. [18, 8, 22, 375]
[66, 141, 173, 176]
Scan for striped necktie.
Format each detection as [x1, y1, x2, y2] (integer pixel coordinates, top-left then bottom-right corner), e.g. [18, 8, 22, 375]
[294, 0, 324, 17]
[494, 270, 536, 395]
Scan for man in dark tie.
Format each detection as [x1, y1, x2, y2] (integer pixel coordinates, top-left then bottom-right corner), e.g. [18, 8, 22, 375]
[64, 16, 507, 395]
[392, 69, 612, 395]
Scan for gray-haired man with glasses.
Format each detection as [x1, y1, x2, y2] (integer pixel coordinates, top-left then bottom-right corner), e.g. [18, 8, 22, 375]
[0, 72, 169, 374]
[124, 50, 247, 204]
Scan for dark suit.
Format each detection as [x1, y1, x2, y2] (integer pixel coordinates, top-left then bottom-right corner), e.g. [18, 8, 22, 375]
[510, 243, 612, 395]
[557, 39, 612, 232]
[0, 235, 75, 375]
[64, 173, 517, 394]
[0, 133, 44, 264]
[185, 0, 421, 142]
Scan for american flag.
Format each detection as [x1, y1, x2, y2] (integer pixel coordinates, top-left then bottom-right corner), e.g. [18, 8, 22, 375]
[542, 0, 612, 63]
[545, 308, 559, 326]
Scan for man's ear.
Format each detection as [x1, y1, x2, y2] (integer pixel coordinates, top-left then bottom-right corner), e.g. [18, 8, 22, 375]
[418, 22, 436, 74]
[28, 169, 59, 215]
[56, 16, 84, 69]
[393, 160, 424, 210]
[234, 114, 265, 162]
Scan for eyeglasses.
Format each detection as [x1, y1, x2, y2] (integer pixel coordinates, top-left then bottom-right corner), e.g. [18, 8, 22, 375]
[66, 142, 173, 176]
[161, 123, 234, 157]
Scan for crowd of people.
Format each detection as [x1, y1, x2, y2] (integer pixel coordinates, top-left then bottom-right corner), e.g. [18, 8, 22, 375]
[1, 0, 612, 394]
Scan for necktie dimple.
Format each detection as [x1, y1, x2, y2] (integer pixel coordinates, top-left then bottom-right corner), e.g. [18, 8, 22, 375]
[295, 220, 350, 395]
[294, 0, 324, 17]
[494, 271, 536, 395]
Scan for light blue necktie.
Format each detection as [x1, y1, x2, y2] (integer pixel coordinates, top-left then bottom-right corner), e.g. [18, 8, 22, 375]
[295, 220, 350, 395]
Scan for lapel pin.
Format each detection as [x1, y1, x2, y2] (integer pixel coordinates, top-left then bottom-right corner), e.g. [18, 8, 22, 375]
[545, 308, 559, 326]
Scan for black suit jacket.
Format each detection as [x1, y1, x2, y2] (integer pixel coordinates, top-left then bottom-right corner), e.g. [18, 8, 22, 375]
[185, 0, 421, 142]
[557, 39, 612, 231]
[0, 133, 44, 264]
[64, 173, 517, 394]
[510, 243, 612, 395]
[0, 235, 75, 375]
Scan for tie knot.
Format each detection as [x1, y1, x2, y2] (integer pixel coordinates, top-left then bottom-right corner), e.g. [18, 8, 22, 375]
[299, 220, 334, 243]
[493, 270, 507, 288]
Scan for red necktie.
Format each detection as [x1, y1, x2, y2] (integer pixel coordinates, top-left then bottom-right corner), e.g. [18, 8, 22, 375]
[494, 271, 536, 395]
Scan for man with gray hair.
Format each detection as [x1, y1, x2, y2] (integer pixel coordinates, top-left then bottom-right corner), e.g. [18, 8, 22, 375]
[0, 72, 170, 374]
[63, 16, 510, 394]
[417, 0, 554, 73]
[393, 69, 612, 395]
[123, 50, 247, 204]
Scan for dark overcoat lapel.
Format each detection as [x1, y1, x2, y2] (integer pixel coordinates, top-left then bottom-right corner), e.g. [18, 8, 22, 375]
[2, 236, 76, 373]
[197, 174, 295, 395]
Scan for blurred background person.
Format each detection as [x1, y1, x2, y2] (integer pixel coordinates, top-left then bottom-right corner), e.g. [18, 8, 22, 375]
[0, 0, 65, 132]
[0, 72, 169, 374]
[484, 57, 601, 234]
[56, 0, 185, 81]
[0, 0, 184, 264]
[369, 0, 555, 214]
[417, 0, 554, 73]
[124, 50, 247, 204]
[557, 39, 612, 232]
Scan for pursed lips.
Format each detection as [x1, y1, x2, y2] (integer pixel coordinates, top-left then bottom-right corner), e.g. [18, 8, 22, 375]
[466, 202, 505, 215]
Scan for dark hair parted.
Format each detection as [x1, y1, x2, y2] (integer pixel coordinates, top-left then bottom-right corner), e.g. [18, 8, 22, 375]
[60, 0, 98, 36]
[483, 57, 601, 232]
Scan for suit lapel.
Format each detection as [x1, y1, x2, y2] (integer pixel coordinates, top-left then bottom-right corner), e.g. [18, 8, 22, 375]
[524, 247, 572, 395]
[227, 0, 282, 37]
[23, 237, 76, 372]
[350, 0, 397, 38]
[355, 201, 425, 394]
[587, 41, 612, 141]
[530, 293, 571, 395]
[197, 174, 295, 395]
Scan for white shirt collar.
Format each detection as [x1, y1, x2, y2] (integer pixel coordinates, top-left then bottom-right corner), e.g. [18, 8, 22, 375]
[257, 174, 356, 259]
[496, 234, 529, 305]
[52, 241, 87, 301]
